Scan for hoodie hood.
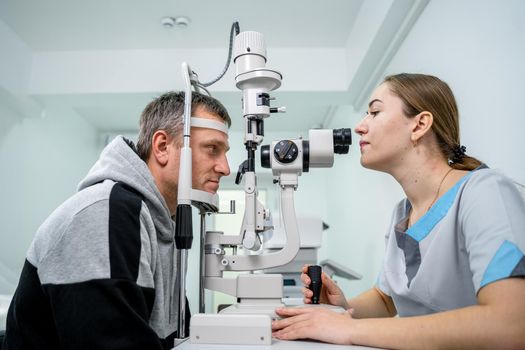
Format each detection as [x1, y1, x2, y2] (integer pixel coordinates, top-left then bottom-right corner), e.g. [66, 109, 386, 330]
[78, 136, 175, 241]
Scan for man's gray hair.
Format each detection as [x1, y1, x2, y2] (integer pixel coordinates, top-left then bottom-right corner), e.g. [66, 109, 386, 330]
[136, 91, 231, 161]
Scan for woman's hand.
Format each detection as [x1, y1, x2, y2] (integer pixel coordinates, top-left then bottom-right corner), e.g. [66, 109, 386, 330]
[272, 307, 355, 344]
[301, 264, 350, 309]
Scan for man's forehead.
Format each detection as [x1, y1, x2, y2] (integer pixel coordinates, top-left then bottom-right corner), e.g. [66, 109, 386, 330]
[192, 106, 221, 120]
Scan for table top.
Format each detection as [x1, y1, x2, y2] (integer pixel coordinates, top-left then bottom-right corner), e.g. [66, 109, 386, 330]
[174, 338, 384, 350]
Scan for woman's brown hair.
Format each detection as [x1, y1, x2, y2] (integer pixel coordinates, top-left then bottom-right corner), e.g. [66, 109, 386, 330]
[384, 73, 481, 170]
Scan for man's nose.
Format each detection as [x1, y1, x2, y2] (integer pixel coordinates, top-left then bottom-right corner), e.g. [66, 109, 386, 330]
[216, 155, 230, 177]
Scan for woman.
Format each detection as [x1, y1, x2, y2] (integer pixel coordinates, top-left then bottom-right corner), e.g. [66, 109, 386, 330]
[271, 73, 525, 349]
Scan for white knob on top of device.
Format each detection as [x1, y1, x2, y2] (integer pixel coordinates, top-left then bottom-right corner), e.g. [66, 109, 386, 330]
[233, 31, 267, 76]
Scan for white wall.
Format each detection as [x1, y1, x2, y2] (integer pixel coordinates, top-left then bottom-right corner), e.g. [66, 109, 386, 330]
[323, 0, 525, 297]
[0, 21, 100, 294]
[0, 20, 31, 95]
[0, 107, 100, 293]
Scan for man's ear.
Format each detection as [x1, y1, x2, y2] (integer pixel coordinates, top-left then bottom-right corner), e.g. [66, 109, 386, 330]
[411, 111, 434, 143]
[150, 130, 171, 166]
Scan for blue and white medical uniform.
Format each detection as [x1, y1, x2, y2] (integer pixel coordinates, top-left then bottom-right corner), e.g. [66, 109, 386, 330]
[377, 166, 525, 316]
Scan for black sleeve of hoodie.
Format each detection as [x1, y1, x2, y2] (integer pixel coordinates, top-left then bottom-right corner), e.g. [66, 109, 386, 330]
[45, 182, 164, 349]
[44, 279, 162, 349]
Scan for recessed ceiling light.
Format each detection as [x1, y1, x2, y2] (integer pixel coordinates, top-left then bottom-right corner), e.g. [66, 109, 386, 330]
[161, 16, 191, 29]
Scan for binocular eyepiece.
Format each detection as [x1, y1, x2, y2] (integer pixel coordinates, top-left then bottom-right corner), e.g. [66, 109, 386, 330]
[260, 128, 352, 172]
[332, 128, 352, 155]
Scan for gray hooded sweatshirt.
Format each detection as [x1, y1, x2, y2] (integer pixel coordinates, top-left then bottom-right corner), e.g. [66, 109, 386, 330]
[3, 136, 185, 350]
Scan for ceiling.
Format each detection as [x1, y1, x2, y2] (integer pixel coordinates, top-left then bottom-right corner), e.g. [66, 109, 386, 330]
[0, 0, 430, 134]
[0, 0, 362, 50]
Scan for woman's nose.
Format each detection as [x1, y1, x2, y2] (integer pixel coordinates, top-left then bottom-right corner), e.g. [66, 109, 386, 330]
[354, 117, 367, 135]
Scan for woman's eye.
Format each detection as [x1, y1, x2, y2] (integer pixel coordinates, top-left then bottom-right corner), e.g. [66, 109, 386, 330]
[369, 111, 379, 117]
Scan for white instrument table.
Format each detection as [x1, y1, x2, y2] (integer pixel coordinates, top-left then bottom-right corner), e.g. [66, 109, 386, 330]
[174, 339, 384, 350]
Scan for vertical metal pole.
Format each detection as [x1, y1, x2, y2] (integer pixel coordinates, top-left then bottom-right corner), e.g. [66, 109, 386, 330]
[199, 212, 206, 313]
[175, 62, 193, 341]
[177, 250, 188, 338]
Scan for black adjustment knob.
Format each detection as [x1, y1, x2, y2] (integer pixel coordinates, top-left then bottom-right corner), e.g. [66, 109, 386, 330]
[175, 204, 193, 249]
[260, 145, 271, 168]
[307, 265, 322, 304]
[274, 140, 298, 164]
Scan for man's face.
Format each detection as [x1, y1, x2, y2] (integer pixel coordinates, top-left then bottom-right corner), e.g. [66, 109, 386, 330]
[188, 106, 231, 193]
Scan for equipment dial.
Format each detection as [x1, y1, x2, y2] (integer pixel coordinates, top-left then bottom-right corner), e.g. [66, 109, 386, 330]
[274, 140, 298, 164]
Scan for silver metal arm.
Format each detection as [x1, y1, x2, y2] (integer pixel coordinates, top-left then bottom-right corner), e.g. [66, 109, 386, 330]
[228, 185, 299, 270]
[204, 184, 300, 296]
[239, 172, 264, 250]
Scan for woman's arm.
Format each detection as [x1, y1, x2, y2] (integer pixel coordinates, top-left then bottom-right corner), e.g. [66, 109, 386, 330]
[348, 287, 397, 319]
[274, 278, 525, 349]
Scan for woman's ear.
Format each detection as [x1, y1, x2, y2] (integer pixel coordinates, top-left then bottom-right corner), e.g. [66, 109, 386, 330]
[151, 130, 171, 166]
[411, 111, 434, 143]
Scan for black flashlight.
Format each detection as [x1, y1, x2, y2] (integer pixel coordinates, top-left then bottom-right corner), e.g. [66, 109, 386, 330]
[307, 265, 322, 304]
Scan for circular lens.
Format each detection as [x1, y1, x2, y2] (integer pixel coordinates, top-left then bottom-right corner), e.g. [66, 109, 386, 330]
[334, 144, 350, 154]
[333, 128, 352, 146]
[260, 145, 271, 168]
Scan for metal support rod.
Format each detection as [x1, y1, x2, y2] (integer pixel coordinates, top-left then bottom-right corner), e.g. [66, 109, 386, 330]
[177, 250, 188, 338]
[175, 62, 193, 341]
[199, 212, 206, 313]
[182, 63, 192, 148]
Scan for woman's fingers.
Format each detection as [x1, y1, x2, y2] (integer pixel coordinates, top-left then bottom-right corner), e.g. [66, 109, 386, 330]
[321, 272, 337, 289]
[300, 272, 311, 286]
[301, 264, 310, 274]
[273, 308, 354, 344]
[272, 308, 314, 330]
[302, 287, 313, 297]
[273, 318, 311, 340]
[301, 283, 313, 303]
[274, 306, 312, 318]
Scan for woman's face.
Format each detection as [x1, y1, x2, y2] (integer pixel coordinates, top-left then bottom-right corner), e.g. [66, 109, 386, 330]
[354, 83, 415, 172]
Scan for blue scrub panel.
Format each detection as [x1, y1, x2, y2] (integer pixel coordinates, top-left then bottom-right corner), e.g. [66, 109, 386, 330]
[481, 240, 524, 288]
[377, 166, 525, 316]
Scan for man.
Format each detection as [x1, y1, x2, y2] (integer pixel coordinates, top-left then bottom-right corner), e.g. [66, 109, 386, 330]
[2, 91, 231, 349]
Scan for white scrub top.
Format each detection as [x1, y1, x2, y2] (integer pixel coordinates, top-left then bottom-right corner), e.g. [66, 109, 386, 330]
[377, 166, 525, 316]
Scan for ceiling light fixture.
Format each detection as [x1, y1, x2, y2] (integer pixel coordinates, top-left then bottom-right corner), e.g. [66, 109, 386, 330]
[161, 16, 191, 29]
